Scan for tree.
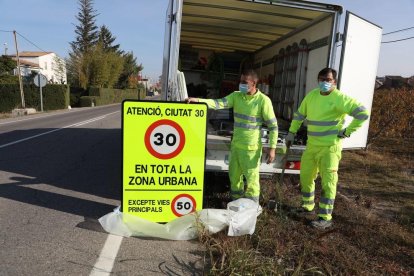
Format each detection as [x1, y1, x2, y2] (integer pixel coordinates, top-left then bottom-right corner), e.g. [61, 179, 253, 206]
[98, 25, 121, 53]
[0, 55, 17, 75]
[70, 0, 99, 55]
[0, 55, 18, 84]
[67, 0, 99, 86]
[52, 55, 66, 84]
[117, 51, 143, 89]
[86, 42, 124, 88]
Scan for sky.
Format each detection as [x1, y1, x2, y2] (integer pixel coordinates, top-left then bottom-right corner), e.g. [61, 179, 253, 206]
[0, 0, 413, 80]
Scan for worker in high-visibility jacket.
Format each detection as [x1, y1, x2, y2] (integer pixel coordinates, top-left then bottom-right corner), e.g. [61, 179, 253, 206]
[186, 70, 278, 203]
[285, 67, 369, 229]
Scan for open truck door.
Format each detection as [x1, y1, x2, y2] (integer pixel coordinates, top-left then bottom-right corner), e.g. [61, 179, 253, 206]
[338, 12, 382, 149]
[161, 0, 183, 101]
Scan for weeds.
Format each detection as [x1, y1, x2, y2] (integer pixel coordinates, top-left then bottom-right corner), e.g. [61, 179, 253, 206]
[201, 137, 414, 275]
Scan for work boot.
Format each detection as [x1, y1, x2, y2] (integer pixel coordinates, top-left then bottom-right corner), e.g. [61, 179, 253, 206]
[290, 207, 315, 217]
[289, 207, 316, 220]
[311, 218, 333, 229]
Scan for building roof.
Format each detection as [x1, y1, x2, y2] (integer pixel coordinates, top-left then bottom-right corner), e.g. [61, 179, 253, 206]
[9, 51, 53, 57]
[385, 75, 405, 79]
[12, 57, 40, 68]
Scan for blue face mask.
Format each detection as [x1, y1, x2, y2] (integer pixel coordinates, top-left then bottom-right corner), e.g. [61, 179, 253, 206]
[319, 81, 332, 92]
[239, 83, 249, 93]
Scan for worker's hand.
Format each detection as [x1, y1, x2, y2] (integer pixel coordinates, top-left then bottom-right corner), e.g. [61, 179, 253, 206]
[185, 97, 199, 103]
[337, 128, 350, 139]
[266, 148, 276, 164]
[285, 132, 295, 148]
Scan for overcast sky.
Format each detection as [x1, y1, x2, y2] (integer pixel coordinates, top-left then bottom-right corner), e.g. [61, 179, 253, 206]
[0, 0, 413, 80]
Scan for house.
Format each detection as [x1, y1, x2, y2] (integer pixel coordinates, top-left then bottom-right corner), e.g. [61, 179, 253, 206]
[408, 76, 414, 88]
[9, 51, 67, 84]
[383, 75, 407, 89]
[375, 77, 384, 90]
[10, 58, 41, 76]
[137, 74, 150, 89]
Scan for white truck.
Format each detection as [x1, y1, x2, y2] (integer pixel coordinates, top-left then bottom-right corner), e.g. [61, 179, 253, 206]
[160, 0, 382, 176]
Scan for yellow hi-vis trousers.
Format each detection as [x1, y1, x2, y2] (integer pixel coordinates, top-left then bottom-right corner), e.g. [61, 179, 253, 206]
[300, 144, 342, 221]
[229, 147, 262, 202]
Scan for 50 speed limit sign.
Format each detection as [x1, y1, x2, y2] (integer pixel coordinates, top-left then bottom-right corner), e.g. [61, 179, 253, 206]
[145, 119, 185, 159]
[171, 194, 196, 217]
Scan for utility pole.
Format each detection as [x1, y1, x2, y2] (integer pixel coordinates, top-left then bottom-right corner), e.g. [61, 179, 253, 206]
[13, 30, 25, 109]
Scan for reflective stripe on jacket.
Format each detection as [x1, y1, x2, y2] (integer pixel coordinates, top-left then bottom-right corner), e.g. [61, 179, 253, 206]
[289, 88, 369, 146]
[199, 90, 278, 150]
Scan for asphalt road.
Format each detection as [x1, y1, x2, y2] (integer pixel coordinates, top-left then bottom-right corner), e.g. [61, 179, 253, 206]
[0, 104, 204, 276]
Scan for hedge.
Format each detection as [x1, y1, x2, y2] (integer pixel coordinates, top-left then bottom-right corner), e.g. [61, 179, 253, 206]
[79, 87, 145, 107]
[0, 84, 69, 112]
[0, 84, 146, 112]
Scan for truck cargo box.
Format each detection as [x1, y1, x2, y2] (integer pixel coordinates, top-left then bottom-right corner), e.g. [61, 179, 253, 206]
[161, 0, 382, 174]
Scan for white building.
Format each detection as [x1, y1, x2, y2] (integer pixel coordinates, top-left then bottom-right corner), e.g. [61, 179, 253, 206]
[10, 51, 67, 84]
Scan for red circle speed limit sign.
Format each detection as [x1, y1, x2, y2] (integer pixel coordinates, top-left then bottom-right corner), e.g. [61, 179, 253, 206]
[171, 194, 196, 217]
[144, 119, 185, 159]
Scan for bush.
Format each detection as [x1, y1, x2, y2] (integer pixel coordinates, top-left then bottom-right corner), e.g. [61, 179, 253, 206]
[79, 87, 144, 107]
[0, 83, 146, 111]
[0, 84, 21, 111]
[80, 96, 99, 107]
[0, 75, 19, 84]
[70, 87, 87, 107]
[368, 88, 414, 144]
[0, 84, 69, 112]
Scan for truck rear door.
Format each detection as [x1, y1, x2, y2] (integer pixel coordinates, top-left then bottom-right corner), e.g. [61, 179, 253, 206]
[161, 0, 183, 101]
[337, 12, 382, 149]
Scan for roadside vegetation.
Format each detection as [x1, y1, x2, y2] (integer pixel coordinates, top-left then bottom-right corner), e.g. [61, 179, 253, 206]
[66, 0, 143, 90]
[201, 88, 414, 275]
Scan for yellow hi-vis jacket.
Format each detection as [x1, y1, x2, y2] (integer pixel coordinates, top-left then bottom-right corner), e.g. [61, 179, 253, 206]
[289, 88, 370, 146]
[199, 90, 278, 150]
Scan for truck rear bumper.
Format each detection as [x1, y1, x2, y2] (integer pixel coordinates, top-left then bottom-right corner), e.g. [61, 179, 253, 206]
[205, 134, 303, 174]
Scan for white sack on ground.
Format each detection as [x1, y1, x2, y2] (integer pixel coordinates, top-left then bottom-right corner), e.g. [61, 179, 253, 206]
[227, 198, 262, 236]
[98, 198, 262, 240]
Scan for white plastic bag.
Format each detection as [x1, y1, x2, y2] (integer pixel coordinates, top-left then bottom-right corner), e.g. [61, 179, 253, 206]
[98, 199, 261, 240]
[227, 198, 262, 236]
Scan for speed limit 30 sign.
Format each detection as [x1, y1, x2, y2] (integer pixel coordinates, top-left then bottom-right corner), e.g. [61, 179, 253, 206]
[122, 100, 207, 223]
[145, 119, 185, 159]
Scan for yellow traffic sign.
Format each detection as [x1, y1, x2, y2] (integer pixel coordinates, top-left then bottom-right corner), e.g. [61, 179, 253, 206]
[122, 100, 207, 222]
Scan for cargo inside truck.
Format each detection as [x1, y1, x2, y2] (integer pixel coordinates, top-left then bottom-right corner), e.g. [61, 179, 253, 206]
[177, 0, 341, 140]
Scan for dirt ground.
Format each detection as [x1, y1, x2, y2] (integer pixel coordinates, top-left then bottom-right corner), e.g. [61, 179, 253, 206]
[202, 137, 414, 275]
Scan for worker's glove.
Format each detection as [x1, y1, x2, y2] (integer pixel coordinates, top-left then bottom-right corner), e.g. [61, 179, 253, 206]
[337, 128, 350, 139]
[285, 132, 295, 147]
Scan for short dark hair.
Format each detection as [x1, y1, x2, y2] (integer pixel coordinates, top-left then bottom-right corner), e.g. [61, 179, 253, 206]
[242, 69, 259, 82]
[318, 68, 337, 80]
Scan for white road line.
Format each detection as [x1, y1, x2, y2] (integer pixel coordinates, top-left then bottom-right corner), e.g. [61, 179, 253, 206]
[89, 234, 123, 276]
[0, 112, 64, 125]
[0, 104, 120, 126]
[0, 111, 119, 149]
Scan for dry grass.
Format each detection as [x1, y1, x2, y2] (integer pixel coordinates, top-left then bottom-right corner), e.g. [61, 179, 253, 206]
[0, 112, 12, 119]
[201, 137, 414, 275]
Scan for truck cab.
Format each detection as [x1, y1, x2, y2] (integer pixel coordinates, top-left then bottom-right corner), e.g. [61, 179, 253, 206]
[161, 0, 382, 175]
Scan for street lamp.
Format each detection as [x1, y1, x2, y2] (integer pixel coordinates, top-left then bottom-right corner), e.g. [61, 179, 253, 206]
[3, 43, 7, 55]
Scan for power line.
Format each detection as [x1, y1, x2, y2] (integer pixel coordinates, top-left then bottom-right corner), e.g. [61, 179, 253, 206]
[382, 36, 414, 44]
[383, 26, 414, 36]
[16, 31, 48, 53]
[1, 30, 49, 54]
